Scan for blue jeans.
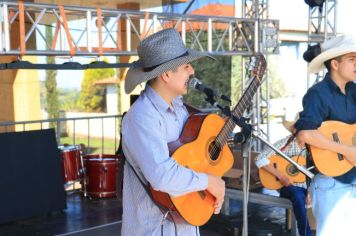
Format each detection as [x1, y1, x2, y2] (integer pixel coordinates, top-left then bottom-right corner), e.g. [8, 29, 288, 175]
[280, 185, 312, 236]
[310, 174, 356, 236]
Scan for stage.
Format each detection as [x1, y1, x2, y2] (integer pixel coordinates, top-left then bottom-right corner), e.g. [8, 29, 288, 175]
[0, 188, 314, 236]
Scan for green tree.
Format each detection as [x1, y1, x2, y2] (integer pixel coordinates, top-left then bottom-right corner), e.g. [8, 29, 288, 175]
[45, 25, 59, 125]
[183, 30, 232, 109]
[77, 60, 115, 112]
[59, 88, 81, 111]
[261, 56, 289, 99]
[185, 56, 232, 109]
[231, 56, 243, 105]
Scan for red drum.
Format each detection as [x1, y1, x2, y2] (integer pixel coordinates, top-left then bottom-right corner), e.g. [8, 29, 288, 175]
[83, 154, 122, 198]
[58, 145, 83, 183]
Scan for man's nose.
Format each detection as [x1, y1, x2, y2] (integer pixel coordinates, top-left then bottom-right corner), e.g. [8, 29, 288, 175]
[187, 63, 194, 74]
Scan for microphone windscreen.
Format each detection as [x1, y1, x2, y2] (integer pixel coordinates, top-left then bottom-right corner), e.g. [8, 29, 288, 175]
[188, 76, 201, 89]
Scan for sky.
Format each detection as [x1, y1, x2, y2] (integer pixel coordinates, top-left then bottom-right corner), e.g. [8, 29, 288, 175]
[39, 0, 356, 89]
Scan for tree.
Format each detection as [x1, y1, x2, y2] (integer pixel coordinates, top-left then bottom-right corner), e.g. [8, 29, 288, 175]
[183, 30, 232, 109]
[45, 25, 59, 125]
[77, 60, 115, 112]
[261, 56, 289, 100]
[185, 56, 232, 109]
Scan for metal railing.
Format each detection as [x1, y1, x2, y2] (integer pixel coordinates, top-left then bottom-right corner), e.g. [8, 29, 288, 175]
[0, 114, 122, 155]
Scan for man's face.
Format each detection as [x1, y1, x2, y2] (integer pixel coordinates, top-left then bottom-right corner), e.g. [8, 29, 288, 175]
[334, 52, 356, 81]
[167, 63, 195, 96]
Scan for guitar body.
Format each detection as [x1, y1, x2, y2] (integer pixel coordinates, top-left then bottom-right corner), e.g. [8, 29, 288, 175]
[150, 113, 234, 226]
[259, 155, 306, 190]
[308, 121, 356, 177]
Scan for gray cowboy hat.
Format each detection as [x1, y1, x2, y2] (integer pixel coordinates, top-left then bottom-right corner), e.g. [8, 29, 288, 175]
[124, 28, 213, 94]
[308, 35, 356, 73]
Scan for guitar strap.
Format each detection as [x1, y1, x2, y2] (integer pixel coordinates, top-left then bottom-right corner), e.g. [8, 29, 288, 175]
[279, 133, 296, 152]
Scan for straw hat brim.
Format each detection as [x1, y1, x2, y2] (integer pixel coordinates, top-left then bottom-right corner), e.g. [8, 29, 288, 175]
[308, 45, 356, 73]
[124, 49, 214, 94]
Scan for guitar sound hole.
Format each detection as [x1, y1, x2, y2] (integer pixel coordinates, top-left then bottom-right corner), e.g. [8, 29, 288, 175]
[287, 165, 299, 176]
[209, 142, 220, 161]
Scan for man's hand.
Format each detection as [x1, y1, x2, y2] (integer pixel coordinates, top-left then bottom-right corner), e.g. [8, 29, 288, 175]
[278, 174, 293, 187]
[262, 164, 293, 187]
[207, 174, 225, 214]
[344, 145, 356, 166]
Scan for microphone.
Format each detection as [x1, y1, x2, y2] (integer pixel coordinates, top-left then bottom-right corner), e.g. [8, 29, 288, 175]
[188, 76, 231, 102]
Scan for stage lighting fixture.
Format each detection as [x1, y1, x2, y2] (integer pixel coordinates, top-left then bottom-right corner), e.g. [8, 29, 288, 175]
[304, 0, 325, 8]
[303, 44, 321, 63]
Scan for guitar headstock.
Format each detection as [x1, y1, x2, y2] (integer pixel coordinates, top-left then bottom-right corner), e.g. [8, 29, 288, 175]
[250, 54, 267, 81]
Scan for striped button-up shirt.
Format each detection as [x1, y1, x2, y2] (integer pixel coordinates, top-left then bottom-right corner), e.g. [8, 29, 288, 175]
[121, 85, 208, 236]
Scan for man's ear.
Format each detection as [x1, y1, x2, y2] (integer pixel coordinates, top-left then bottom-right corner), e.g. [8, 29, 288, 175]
[330, 59, 339, 70]
[160, 71, 171, 83]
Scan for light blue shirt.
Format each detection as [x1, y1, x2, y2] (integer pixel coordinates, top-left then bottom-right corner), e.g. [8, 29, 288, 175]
[121, 85, 208, 236]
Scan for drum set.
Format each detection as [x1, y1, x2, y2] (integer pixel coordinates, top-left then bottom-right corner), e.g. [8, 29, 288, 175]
[58, 145, 124, 199]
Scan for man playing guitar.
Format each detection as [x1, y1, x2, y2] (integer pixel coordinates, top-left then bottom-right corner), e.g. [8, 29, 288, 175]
[121, 28, 225, 236]
[256, 114, 312, 236]
[295, 35, 356, 236]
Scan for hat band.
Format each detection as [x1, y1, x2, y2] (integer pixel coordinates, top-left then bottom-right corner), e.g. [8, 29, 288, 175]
[142, 51, 189, 72]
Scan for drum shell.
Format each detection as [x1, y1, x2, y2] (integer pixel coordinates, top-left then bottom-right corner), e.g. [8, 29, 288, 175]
[83, 154, 124, 198]
[59, 145, 83, 183]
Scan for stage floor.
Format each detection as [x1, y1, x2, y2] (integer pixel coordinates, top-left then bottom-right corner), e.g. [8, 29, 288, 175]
[0, 189, 311, 236]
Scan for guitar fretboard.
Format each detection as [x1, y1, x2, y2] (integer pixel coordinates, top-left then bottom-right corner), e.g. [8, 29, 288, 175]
[214, 77, 260, 149]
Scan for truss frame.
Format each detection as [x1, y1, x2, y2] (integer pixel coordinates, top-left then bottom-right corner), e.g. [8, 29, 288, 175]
[306, 0, 337, 87]
[0, 1, 278, 57]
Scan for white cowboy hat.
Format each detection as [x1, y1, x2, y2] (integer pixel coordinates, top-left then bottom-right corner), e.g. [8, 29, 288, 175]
[308, 35, 356, 73]
[124, 28, 213, 94]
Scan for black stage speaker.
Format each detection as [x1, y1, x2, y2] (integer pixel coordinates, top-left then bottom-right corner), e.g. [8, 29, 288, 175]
[0, 129, 66, 224]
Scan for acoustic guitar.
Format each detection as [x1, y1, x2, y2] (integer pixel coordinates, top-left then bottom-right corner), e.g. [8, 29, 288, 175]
[259, 154, 306, 190]
[308, 120, 356, 177]
[149, 54, 267, 226]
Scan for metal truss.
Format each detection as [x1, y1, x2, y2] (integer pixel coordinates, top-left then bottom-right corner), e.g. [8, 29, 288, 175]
[243, 0, 269, 20]
[240, 0, 272, 150]
[307, 0, 337, 43]
[0, 1, 279, 57]
[306, 0, 337, 87]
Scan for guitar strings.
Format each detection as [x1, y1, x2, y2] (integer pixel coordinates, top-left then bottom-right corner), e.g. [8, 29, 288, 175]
[210, 79, 258, 158]
[210, 77, 260, 160]
[210, 55, 265, 159]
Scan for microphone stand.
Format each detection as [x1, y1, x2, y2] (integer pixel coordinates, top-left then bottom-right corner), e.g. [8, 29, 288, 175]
[203, 93, 314, 236]
[204, 93, 252, 235]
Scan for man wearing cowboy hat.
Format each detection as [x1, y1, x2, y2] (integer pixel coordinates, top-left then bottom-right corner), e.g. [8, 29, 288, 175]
[255, 113, 312, 236]
[120, 28, 225, 235]
[295, 35, 356, 236]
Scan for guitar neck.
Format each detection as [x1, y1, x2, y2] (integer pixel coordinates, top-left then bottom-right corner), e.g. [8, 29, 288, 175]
[214, 77, 261, 149]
